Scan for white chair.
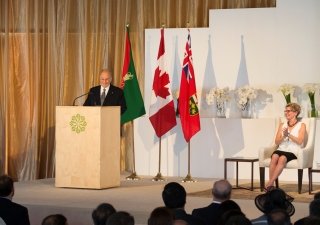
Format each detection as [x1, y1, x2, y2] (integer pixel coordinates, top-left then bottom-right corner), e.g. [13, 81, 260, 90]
[259, 117, 316, 194]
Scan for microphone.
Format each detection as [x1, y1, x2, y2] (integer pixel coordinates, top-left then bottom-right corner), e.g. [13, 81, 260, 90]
[73, 92, 92, 106]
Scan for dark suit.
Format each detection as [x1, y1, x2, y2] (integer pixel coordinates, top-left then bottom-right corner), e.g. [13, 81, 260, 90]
[172, 209, 206, 225]
[83, 85, 127, 115]
[192, 202, 221, 225]
[0, 197, 30, 225]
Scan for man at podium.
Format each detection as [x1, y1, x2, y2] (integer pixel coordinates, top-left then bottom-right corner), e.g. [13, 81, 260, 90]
[83, 69, 127, 115]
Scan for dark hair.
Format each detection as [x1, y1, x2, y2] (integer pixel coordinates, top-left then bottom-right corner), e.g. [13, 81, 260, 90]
[106, 211, 134, 225]
[41, 214, 67, 225]
[225, 215, 252, 225]
[92, 203, 116, 225]
[162, 182, 186, 209]
[309, 199, 320, 217]
[314, 192, 320, 200]
[267, 209, 291, 225]
[0, 174, 13, 197]
[304, 216, 320, 225]
[212, 180, 232, 200]
[148, 206, 175, 225]
[217, 200, 241, 220]
[217, 209, 244, 225]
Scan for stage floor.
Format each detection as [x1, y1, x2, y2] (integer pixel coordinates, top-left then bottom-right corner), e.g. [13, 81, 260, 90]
[13, 172, 309, 225]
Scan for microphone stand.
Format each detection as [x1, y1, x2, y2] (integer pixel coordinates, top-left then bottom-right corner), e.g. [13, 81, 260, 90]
[73, 92, 91, 106]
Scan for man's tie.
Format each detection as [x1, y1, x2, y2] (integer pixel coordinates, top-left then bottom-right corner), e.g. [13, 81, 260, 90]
[101, 88, 106, 106]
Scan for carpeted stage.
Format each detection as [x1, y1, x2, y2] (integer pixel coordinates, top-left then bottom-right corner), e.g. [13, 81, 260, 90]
[14, 172, 311, 225]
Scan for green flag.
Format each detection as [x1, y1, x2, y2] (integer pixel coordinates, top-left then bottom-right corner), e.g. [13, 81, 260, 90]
[120, 25, 146, 124]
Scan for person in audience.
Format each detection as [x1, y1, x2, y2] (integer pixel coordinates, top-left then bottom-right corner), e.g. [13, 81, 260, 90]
[265, 103, 306, 189]
[92, 203, 116, 225]
[0, 174, 30, 225]
[217, 209, 245, 225]
[106, 211, 134, 225]
[225, 215, 252, 225]
[192, 179, 232, 225]
[267, 209, 291, 225]
[217, 200, 241, 221]
[162, 182, 205, 225]
[148, 206, 175, 225]
[42, 214, 68, 225]
[251, 188, 295, 225]
[303, 216, 320, 225]
[168, 220, 189, 225]
[313, 191, 320, 199]
[294, 199, 320, 225]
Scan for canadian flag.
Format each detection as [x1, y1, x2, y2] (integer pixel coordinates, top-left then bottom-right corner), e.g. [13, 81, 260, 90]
[149, 28, 177, 137]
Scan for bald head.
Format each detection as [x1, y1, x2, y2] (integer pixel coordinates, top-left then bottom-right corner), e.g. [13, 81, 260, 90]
[168, 220, 189, 225]
[212, 180, 232, 202]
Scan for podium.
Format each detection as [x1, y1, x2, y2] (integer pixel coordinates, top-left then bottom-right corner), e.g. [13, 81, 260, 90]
[55, 106, 120, 189]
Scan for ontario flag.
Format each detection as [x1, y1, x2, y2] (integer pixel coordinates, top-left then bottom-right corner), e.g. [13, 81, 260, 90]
[149, 28, 177, 137]
[179, 28, 200, 142]
[120, 25, 146, 124]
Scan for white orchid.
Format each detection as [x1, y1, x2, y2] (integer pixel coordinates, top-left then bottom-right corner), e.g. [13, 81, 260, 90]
[206, 87, 231, 106]
[302, 83, 319, 94]
[236, 85, 257, 110]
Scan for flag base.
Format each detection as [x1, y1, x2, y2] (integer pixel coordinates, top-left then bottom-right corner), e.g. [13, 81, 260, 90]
[181, 174, 197, 183]
[151, 173, 167, 181]
[126, 172, 142, 180]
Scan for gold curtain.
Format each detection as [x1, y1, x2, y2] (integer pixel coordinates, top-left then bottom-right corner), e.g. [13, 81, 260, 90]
[0, 0, 275, 181]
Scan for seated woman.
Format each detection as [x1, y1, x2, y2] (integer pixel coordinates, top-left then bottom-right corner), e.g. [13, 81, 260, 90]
[265, 103, 306, 189]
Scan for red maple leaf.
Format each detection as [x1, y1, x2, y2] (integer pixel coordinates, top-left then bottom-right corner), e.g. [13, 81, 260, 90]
[153, 67, 170, 98]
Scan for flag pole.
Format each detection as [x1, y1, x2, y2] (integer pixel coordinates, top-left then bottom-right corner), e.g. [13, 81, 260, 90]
[151, 136, 167, 181]
[126, 121, 142, 180]
[181, 141, 197, 182]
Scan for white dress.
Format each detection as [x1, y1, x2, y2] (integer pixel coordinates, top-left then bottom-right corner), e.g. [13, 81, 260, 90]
[277, 122, 304, 157]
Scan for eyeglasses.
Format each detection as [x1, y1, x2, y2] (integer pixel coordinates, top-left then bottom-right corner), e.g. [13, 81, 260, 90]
[284, 110, 296, 113]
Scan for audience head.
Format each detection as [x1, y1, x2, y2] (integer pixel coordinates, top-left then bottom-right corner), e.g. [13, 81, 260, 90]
[217, 209, 245, 225]
[267, 208, 291, 225]
[148, 206, 175, 225]
[106, 211, 134, 225]
[212, 180, 232, 201]
[162, 182, 186, 209]
[304, 216, 320, 225]
[225, 215, 252, 225]
[314, 192, 320, 199]
[254, 188, 295, 216]
[285, 103, 301, 117]
[217, 200, 241, 220]
[309, 199, 320, 217]
[168, 220, 189, 225]
[41, 214, 68, 225]
[92, 203, 116, 225]
[0, 174, 14, 198]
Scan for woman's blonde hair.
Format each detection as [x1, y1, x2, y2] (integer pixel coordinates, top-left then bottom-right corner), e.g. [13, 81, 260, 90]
[286, 103, 301, 117]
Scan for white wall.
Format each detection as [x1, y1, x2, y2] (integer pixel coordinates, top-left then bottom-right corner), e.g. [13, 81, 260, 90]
[136, 0, 320, 182]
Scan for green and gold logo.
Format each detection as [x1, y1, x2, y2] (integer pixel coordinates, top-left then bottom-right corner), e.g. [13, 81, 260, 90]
[70, 114, 87, 134]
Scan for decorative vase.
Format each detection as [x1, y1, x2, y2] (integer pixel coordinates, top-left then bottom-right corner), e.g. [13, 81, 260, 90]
[308, 93, 317, 118]
[216, 101, 226, 118]
[309, 104, 317, 118]
[285, 94, 291, 104]
[241, 100, 252, 118]
[176, 99, 180, 117]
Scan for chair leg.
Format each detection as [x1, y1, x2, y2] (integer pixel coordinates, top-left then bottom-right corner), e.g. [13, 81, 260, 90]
[275, 178, 279, 188]
[309, 168, 312, 195]
[298, 169, 303, 194]
[260, 167, 265, 192]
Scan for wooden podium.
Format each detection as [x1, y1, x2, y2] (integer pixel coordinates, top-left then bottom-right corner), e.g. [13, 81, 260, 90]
[55, 106, 120, 189]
